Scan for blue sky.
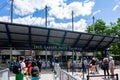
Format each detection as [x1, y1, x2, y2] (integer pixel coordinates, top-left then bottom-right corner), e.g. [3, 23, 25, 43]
[0, 0, 120, 32]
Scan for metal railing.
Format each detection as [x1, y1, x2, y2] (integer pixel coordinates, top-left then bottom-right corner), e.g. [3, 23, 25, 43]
[0, 68, 9, 80]
[87, 66, 119, 80]
[87, 74, 119, 80]
[54, 63, 80, 80]
[60, 70, 80, 80]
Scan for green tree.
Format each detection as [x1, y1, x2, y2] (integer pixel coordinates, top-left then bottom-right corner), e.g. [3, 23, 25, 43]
[109, 18, 120, 56]
[86, 19, 110, 35]
[86, 18, 120, 57]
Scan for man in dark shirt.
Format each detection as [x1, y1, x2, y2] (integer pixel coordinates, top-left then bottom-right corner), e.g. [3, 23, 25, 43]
[90, 57, 96, 74]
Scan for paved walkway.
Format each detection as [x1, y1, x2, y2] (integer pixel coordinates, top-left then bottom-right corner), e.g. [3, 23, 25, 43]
[10, 69, 54, 80]
[69, 68, 120, 80]
[9, 67, 120, 80]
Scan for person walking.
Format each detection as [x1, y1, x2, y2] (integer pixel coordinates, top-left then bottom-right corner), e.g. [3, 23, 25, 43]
[37, 58, 42, 77]
[31, 61, 40, 80]
[83, 58, 88, 73]
[90, 57, 96, 74]
[27, 59, 32, 76]
[95, 57, 99, 74]
[67, 59, 71, 71]
[102, 58, 109, 79]
[15, 56, 26, 80]
[51, 57, 55, 72]
[109, 56, 115, 78]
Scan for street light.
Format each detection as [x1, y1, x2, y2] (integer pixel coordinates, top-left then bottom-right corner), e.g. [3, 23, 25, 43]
[92, 16, 95, 34]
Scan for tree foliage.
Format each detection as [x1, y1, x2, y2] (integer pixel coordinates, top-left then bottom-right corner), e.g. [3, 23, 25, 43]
[86, 19, 110, 35]
[86, 18, 120, 56]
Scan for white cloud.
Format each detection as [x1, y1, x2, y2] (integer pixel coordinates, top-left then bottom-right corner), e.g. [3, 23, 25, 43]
[74, 19, 87, 32]
[49, 19, 87, 32]
[113, 0, 120, 11]
[0, 15, 87, 32]
[92, 10, 101, 16]
[13, 0, 66, 16]
[0, 0, 94, 32]
[49, 1, 95, 19]
[0, 16, 10, 22]
[113, 4, 119, 11]
[13, 0, 94, 19]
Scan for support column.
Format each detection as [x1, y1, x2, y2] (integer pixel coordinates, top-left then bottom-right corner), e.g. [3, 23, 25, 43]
[93, 51, 96, 57]
[82, 51, 85, 80]
[105, 50, 107, 57]
[0, 50, 1, 63]
[10, 47, 12, 64]
[72, 50, 74, 75]
[45, 48, 47, 68]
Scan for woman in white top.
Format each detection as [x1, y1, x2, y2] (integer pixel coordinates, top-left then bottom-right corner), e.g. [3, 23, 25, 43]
[109, 56, 114, 78]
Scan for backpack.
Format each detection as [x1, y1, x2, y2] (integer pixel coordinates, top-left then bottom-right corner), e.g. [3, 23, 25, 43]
[37, 60, 42, 67]
[12, 62, 21, 74]
[101, 61, 109, 69]
[31, 66, 39, 77]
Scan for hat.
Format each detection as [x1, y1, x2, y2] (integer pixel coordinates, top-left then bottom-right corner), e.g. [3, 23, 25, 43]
[109, 56, 113, 60]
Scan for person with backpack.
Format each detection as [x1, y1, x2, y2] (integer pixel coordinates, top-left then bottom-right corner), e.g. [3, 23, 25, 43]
[102, 57, 109, 79]
[13, 56, 26, 80]
[31, 61, 40, 80]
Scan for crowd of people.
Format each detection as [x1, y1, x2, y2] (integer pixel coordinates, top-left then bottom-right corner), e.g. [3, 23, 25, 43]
[10, 56, 115, 80]
[11, 56, 42, 80]
[89, 56, 115, 78]
[66, 56, 115, 78]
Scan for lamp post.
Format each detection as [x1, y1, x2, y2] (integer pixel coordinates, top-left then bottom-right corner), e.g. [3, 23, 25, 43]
[10, 0, 14, 23]
[45, 5, 47, 28]
[92, 16, 95, 34]
[72, 10, 74, 31]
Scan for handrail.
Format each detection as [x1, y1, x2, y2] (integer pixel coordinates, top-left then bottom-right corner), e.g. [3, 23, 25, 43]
[61, 70, 79, 80]
[87, 74, 119, 80]
[54, 63, 80, 80]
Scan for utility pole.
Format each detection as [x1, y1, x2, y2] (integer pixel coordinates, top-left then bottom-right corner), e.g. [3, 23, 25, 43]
[92, 16, 95, 33]
[45, 5, 47, 27]
[11, 0, 14, 23]
[72, 10, 74, 31]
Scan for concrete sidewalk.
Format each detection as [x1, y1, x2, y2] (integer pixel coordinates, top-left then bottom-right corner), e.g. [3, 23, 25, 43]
[10, 68, 120, 80]
[10, 74, 54, 80]
[69, 68, 120, 80]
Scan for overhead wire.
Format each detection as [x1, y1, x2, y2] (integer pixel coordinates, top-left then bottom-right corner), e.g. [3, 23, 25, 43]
[0, 0, 9, 12]
[13, 2, 44, 25]
[30, 9, 44, 25]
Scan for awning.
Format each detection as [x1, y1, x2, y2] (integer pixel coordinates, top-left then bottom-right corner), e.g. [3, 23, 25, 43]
[0, 21, 118, 51]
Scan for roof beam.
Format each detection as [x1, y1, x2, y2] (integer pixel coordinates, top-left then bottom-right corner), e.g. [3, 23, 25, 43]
[83, 35, 94, 49]
[5, 24, 12, 46]
[73, 34, 81, 47]
[104, 37, 115, 49]
[94, 36, 105, 50]
[61, 31, 67, 44]
[29, 26, 31, 47]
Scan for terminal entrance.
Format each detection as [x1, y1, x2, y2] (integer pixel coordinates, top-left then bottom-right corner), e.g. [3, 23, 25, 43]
[0, 22, 119, 80]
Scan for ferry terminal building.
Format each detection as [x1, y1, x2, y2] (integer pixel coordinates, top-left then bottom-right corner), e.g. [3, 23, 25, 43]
[0, 21, 118, 68]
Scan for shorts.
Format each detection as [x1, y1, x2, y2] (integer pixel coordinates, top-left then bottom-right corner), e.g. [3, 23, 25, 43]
[15, 73, 24, 80]
[32, 77, 39, 80]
